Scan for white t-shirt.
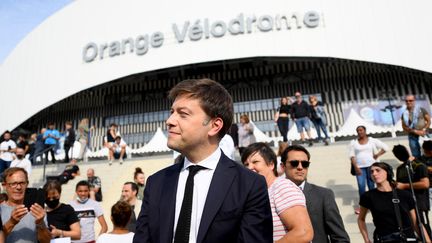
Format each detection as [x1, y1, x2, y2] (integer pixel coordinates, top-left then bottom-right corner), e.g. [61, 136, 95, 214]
[349, 137, 390, 168]
[113, 140, 127, 153]
[70, 199, 104, 243]
[268, 177, 306, 241]
[0, 140, 16, 161]
[96, 232, 134, 243]
[219, 134, 235, 160]
[10, 158, 32, 176]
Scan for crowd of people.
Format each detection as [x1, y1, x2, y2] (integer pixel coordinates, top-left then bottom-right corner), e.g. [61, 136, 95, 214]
[273, 92, 330, 147]
[0, 164, 147, 243]
[0, 78, 431, 243]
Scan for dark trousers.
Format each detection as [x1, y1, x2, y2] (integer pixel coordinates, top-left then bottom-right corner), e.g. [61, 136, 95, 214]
[277, 117, 289, 142]
[311, 118, 329, 140]
[0, 159, 11, 176]
[44, 144, 56, 163]
[64, 145, 72, 162]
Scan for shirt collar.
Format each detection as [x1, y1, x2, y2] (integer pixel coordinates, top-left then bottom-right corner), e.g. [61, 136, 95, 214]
[182, 148, 221, 171]
[298, 180, 306, 191]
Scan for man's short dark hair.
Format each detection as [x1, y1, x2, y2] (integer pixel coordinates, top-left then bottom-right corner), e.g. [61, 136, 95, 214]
[75, 180, 90, 191]
[124, 182, 138, 196]
[111, 200, 132, 228]
[423, 140, 432, 152]
[241, 142, 277, 176]
[168, 78, 233, 139]
[281, 145, 311, 165]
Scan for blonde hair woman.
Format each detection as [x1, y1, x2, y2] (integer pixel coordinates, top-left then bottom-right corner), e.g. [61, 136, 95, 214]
[238, 114, 256, 155]
[77, 118, 89, 162]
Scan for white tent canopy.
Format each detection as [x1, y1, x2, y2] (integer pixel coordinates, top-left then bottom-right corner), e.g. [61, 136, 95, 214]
[132, 128, 170, 154]
[288, 122, 319, 141]
[335, 108, 388, 137]
[251, 121, 272, 143]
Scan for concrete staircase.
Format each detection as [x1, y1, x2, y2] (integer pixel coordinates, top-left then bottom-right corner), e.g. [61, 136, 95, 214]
[28, 138, 412, 242]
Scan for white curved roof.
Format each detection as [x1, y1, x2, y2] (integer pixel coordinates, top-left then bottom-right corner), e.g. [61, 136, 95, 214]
[1, 0, 432, 131]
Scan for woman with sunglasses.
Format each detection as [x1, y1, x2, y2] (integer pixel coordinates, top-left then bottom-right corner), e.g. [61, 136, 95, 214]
[358, 162, 430, 243]
[43, 180, 81, 240]
[241, 142, 313, 242]
[349, 125, 389, 214]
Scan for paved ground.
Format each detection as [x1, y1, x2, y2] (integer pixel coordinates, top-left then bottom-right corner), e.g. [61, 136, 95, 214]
[30, 136, 413, 242]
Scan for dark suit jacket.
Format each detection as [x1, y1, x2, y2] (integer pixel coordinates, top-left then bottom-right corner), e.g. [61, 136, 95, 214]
[303, 182, 350, 243]
[133, 152, 273, 243]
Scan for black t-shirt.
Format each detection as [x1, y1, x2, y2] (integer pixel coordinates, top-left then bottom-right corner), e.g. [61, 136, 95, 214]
[360, 189, 415, 237]
[47, 203, 79, 231]
[64, 128, 76, 146]
[396, 161, 429, 211]
[106, 130, 115, 143]
[290, 101, 310, 119]
[278, 105, 291, 115]
[418, 155, 432, 187]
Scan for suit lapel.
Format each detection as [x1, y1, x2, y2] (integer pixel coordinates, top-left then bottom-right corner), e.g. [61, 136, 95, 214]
[159, 162, 182, 243]
[197, 154, 237, 243]
[303, 182, 313, 208]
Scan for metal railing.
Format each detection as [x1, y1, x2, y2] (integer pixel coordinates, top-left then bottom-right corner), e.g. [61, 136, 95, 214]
[28, 145, 57, 183]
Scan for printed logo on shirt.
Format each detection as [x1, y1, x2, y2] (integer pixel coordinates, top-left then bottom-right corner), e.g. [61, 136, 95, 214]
[76, 209, 96, 219]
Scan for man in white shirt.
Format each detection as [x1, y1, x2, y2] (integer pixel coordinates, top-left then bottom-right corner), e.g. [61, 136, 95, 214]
[134, 79, 272, 243]
[10, 148, 32, 176]
[0, 131, 17, 175]
[108, 136, 126, 165]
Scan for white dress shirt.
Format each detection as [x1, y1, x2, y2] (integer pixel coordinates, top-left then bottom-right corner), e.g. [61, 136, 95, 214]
[173, 148, 221, 243]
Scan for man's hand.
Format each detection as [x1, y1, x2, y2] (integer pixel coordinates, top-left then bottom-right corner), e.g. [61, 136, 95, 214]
[29, 203, 45, 224]
[396, 182, 407, 190]
[50, 225, 62, 238]
[10, 205, 28, 225]
[355, 167, 362, 176]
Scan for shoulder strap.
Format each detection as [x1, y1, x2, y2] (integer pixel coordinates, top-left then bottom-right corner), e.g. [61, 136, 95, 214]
[392, 189, 405, 236]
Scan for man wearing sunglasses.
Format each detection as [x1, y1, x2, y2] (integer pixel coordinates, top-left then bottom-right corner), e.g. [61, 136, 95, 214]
[281, 145, 349, 243]
[402, 94, 431, 158]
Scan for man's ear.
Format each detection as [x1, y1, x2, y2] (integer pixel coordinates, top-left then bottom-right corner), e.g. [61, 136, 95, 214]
[208, 117, 223, 137]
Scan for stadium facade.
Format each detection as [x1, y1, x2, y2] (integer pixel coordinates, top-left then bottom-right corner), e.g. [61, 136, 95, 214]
[1, 0, 432, 150]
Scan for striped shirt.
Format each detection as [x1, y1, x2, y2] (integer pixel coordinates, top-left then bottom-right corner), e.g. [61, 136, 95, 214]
[268, 177, 306, 241]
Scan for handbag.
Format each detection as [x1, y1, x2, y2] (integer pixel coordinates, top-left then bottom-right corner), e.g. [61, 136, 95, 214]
[350, 163, 356, 176]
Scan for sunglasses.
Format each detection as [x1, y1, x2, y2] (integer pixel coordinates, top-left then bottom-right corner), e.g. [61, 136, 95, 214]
[405, 100, 414, 102]
[288, 160, 310, 168]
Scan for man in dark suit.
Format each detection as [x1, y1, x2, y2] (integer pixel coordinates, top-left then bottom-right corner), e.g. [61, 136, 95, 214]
[281, 145, 350, 243]
[133, 79, 273, 243]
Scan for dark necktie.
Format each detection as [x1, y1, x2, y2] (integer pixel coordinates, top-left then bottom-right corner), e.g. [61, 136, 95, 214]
[174, 165, 205, 243]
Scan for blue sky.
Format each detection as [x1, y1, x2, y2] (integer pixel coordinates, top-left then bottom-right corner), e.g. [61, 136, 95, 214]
[0, 0, 72, 64]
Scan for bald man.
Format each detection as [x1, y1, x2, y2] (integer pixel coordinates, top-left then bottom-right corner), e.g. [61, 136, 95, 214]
[87, 168, 102, 202]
